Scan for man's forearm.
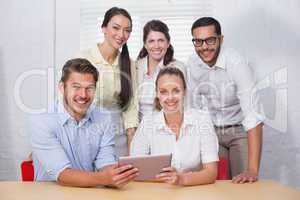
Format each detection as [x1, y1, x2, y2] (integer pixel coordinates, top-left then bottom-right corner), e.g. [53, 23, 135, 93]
[247, 123, 263, 173]
[57, 168, 108, 187]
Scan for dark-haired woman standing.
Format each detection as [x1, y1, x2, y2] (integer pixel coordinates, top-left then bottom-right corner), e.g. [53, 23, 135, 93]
[80, 7, 138, 156]
[136, 20, 186, 121]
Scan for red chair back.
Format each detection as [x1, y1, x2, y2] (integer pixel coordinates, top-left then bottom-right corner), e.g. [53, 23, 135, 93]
[21, 160, 34, 181]
[217, 157, 229, 180]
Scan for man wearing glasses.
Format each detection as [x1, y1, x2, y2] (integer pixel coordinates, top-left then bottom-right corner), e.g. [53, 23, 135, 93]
[186, 17, 264, 183]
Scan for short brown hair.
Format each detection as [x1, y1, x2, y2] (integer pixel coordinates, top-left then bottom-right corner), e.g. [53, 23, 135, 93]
[191, 17, 222, 35]
[154, 67, 186, 111]
[60, 58, 99, 84]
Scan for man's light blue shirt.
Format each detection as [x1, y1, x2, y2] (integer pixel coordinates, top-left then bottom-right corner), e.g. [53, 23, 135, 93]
[29, 102, 117, 181]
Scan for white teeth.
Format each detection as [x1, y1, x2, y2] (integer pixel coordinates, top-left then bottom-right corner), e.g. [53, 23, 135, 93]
[152, 51, 161, 54]
[202, 50, 213, 56]
[76, 100, 87, 104]
[116, 40, 123, 44]
[166, 102, 176, 106]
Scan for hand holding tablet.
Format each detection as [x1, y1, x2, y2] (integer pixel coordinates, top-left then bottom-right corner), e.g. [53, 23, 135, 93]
[118, 154, 172, 181]
[155, 166, 180, 185]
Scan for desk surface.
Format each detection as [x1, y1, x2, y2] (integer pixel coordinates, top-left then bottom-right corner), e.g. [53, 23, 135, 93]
[1, 180, 299, 200]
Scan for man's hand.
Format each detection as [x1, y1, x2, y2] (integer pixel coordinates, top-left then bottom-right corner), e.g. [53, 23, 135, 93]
[232, 170, 258, 184]
[99, 164, 138, 188]
[234, 123, 263, 184]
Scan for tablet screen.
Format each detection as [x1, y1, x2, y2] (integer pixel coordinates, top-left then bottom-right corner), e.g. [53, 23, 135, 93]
[118, 154, 172, 181]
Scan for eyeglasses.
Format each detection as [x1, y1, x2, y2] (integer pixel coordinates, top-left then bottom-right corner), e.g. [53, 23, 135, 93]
[192, 36, 219, 47]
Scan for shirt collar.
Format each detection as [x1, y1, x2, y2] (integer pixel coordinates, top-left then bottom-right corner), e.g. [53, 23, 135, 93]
[153, 109, 195, 131]
[194, 46, 226, 70]
[91, 43, 120, 67]
[214, 47, 226, 70]
[56, 100, 95, 126]
[153, 110, 166, 130]
[140, 56, 165, 76]
[157, 58, 164, 69]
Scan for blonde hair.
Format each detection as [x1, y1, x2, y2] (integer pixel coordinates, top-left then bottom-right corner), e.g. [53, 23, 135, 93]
[154, 67, 186, 111]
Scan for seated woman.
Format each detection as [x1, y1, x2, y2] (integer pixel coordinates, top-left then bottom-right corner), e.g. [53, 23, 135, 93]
[130, 67, 219, 186]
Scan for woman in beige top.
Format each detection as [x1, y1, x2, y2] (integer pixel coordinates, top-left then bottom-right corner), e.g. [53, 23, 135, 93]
[136, 20, 186, 121]
[80, 7, 138, 156]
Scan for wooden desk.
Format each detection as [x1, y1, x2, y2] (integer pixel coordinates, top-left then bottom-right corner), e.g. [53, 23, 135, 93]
[0, 180, 299, 200]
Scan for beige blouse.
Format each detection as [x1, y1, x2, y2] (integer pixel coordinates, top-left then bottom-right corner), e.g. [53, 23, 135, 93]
[80, 44, 139, 130]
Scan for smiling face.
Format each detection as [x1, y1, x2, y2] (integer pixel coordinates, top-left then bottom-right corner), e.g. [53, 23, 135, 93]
[192, 25, 223, 67]
[59, 72, 96, 121]
[156, 74, 186, 114]
[102, 14, 132, 50]
[144, 31, 170, 63]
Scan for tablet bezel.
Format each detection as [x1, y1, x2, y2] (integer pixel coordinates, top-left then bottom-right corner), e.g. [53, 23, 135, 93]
[118, 154, 172, 181]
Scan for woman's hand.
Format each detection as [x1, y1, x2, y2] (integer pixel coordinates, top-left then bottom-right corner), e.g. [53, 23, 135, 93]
[155, 167, 181, 185]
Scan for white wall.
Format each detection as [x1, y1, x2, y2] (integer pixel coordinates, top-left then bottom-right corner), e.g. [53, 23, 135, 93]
[212, 0, 300, 189]
[0, 0, 299, 190]
[0, 0, 80, 180]
[0, 0, 55, 180]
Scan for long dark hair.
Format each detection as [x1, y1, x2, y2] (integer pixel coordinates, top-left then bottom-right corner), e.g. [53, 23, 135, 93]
[137, 20, 174, 66]
[102, 7, 133, 109]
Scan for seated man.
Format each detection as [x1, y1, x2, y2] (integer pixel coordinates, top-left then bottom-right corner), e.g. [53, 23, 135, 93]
[29, 58, 138, 188]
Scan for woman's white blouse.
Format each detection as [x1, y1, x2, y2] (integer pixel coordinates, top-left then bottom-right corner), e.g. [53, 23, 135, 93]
[136, 57, 187, 121]
[130, 108, 219, 173]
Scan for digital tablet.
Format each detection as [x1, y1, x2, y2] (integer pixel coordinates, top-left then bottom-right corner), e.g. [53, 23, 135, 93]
[118, 154, 172, 181]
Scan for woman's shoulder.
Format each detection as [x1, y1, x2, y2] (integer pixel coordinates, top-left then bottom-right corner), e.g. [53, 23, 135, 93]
[135, 57, 147, 69]
[78, 45, 95, 56]
[185, 108, 212, 123]
[78, 45, 101, 64]
[141, 110, 161, 122]
[137, 111, 163, 135]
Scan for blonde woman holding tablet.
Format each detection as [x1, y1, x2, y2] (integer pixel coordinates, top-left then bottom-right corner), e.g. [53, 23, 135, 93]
[131, 67, 219, 186]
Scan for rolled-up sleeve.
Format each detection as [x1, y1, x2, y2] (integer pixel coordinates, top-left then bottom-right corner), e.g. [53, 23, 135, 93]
[231, 58, 265, 131]
[29, 115, 71, 181]
[94, 114, 117, 170]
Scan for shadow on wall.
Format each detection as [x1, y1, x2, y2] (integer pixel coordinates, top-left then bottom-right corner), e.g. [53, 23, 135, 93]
[224, 5, 300, 190]
[0, 48, 17, 180]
